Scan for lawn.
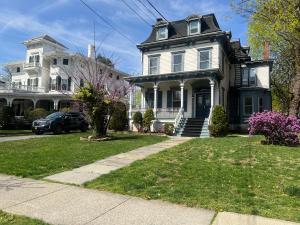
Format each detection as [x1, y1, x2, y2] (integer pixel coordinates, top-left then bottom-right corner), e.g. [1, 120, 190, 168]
[0, 210, 48, 225]
[0, 132, 167, 179]
[86, 136, 300, 222]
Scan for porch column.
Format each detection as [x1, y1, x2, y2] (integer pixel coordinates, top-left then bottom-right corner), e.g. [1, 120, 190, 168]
[53, 99, 59, 111]
[129, 86, 133, 119]
[140, 88, 145, 109]
[210, 80, 215, 110]
[180, 82, 184, 109]
[153, 84, 158, 118]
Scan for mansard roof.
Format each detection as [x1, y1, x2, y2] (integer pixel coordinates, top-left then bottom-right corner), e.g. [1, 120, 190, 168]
[140, 14, 221, 45]
[23, 35, 67, 49]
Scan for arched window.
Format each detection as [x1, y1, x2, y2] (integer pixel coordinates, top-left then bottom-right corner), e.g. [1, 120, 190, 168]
[68, 77, 72, 91]
[56, 76, 62, 91]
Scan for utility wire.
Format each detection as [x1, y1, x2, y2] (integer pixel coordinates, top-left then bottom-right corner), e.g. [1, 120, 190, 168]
[135, 0, 158, 19]
[120, 0, 152, 27]
[131, 0, 155, 24]
[145, 0, 169, 22]
[79, 0, 136, 45]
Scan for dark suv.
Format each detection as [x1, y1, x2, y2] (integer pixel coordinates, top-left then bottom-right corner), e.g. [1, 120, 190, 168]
[32, 112, 89, 135]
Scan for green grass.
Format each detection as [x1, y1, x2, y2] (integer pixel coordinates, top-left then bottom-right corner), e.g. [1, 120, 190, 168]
[0, 132, 167, 179]
[86, 136, 300, 222]
[0, 210, 49, 225]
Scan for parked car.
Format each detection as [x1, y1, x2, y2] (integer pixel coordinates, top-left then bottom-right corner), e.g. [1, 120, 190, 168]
[32, 112, 89, 135]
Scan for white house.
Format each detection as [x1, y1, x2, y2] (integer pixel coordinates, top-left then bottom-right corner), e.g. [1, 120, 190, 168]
[0, 35, 128, 116]
[127, 14, 272, 137]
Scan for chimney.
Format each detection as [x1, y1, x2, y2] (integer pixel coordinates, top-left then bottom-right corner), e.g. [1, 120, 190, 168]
[88, 44, 95, 58]
[156, 18, 163, 22]
[263, 41, 270, 60]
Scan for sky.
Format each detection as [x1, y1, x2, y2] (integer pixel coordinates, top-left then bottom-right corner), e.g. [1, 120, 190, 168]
[0, 0, 249, 75]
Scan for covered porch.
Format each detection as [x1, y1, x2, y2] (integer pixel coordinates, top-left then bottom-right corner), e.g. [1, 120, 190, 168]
[127, 70, 221, 126]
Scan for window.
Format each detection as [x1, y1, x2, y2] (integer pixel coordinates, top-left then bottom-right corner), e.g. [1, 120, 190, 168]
[189, 20, 200, 35]
[198, 48, 211, 69]
[62, 79, 68, 90]
[16, 67, 20, 73]
[33, 78, 39, 87]
[172, 89, 181, 108]
[53, 58, 57, 65]
[242, 68, 249, 86]
[35, 55, 40, 63]
[68, 77, 72, 91]
[29, 56, 34, 63]
[244, 96, 253, 115]
[172, 52, 184, 72]
[258, 97, 263, 112]
[249, 68, 257, 86]
[80, 79, 84, 87]
[242, 68, 257, 86]
[116, 75, 120, 80]
[157, 26, 168, 40]
[63, 58, 69, 65]
[149, 56, 159, 75]
[56, 76, 62, 90]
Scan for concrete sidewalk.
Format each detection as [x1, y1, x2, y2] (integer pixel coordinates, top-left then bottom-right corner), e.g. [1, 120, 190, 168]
[45, 137, 192, 185]
[1, 174, 299, 225]
[0, 135, 50, 143]
[0, 174, 214, 225]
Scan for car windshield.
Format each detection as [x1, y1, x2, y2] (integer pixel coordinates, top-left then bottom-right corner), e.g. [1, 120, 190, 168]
[46, 112, 65, 119]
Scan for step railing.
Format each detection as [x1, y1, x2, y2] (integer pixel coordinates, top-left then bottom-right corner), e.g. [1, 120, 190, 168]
[174, 107, 184, 129]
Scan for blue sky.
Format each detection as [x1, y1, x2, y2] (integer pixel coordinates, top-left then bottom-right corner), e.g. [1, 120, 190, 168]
[0, 0, 248, 74]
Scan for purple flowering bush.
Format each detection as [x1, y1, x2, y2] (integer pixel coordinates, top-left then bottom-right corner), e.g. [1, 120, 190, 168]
[249, 111, 300, 146]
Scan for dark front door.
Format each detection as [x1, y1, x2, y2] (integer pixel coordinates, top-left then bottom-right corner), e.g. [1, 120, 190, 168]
[196, 92, 211, 118]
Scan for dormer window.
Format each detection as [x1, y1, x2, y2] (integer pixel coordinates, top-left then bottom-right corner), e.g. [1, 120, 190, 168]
[157, 26, 168, 40]
[188, 20, 200, 35]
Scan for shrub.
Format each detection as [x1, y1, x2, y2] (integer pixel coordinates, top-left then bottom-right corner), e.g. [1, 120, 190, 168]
[133, 111, 143, 132]
[109, 102, 128, 131]
[164, 123, 174, 136]
[26, 108, 48, 122]
[143, 108, 155, 132]
[249, 111, 300, 146]
[208, 105, 228, 137]
[60, 107, 71, 113]
[0, 106, 15, 129]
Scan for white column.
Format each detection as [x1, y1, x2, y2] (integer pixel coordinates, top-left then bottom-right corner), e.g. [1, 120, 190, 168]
[54, 99, 59, 111]
[180, 82, 184, 109]
[141, 88, 145, 109]
[153, 84, 158, 118]
[129, 87, 133, 119]
[210, 80, 215, 110]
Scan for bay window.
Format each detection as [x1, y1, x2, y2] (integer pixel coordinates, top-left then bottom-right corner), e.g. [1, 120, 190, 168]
[244, 96, 253, 115]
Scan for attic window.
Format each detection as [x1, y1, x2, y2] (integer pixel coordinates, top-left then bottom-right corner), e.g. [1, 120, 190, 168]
[188, 20, 200, 35]
[157, 27, 168, 40]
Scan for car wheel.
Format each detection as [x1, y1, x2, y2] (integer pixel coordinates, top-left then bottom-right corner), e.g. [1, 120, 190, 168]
[53, 125, 63, 134]
[35, 131, 43, 135]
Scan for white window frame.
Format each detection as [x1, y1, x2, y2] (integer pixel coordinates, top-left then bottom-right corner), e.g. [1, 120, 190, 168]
[198, 48, 212, 70]
[148, 55, 160, 75]
[156, 26, 168, 40]
[244, 96, 253, 116]
[188, 20, 200, 35]
[171, 52, 184, 72]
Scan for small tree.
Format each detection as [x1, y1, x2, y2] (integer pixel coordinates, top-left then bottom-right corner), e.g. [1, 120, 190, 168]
[109, 102, 128, 131]
[133, 111, 143, 132]
[164, 123, 174, 136]
[26, 108, 48, 122]
[143, 108, 154, 132]
[0, 106, 14, 129]
[249, 111, 300, 146]
[208, 105, 229, 137]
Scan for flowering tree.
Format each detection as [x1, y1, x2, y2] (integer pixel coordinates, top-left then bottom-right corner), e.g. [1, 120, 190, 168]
[57, 53, 129, 137]
[249, 111, 300, 145]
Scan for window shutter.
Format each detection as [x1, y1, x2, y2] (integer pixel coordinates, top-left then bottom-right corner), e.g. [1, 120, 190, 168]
[157, 91, 162, 108]
[49, 77, 52, 90]
[27, 79, 31, 86]
[167, 90, 172, 108]
[35, 78, 39, 87]
[184, 90, 188, 111]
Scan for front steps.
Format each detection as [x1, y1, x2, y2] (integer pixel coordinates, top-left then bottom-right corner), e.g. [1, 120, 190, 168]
[176, 118, 209, 138]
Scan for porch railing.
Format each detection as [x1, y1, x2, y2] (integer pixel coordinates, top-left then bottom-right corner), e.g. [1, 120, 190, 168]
[174, 107, 184, 128]
[0, 84, 45, 93]
[131, 107, 181, 119]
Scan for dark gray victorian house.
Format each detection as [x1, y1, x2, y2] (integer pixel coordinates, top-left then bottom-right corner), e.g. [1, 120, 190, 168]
[127, 14, 272, 137]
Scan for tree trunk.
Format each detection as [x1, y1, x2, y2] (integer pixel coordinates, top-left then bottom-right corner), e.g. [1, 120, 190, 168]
[289, 46, 300, 116]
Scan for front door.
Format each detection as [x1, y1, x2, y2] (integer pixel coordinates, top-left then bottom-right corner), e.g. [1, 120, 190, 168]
[196, 92, 211, 118]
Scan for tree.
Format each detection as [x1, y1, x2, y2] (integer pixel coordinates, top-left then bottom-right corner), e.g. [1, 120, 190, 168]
[231, 0, 300, 115]
[132, 111, 143, 132]
[96, 54, 115, 68]
[58, 53, 129, 137]
[109, 101, 128, 131]
[208, 105, 229, 137]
